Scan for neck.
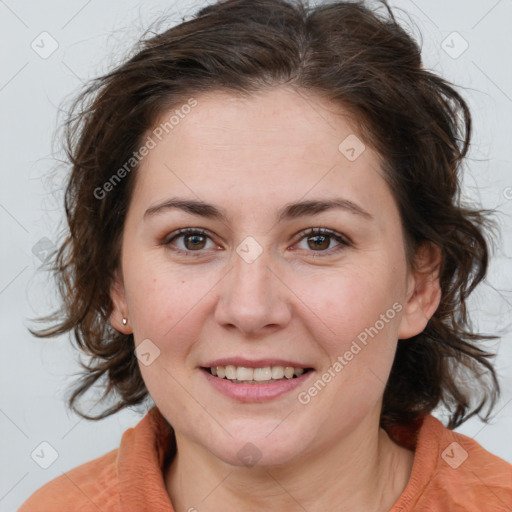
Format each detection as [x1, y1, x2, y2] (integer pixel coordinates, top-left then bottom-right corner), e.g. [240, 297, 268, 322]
[164, 414, 414, 512]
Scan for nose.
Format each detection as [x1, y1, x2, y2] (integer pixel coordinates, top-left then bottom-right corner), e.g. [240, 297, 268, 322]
[214, 246, 292, 336]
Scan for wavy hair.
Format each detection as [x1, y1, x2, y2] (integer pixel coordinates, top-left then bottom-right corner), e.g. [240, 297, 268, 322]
[31, 0, 501, 428]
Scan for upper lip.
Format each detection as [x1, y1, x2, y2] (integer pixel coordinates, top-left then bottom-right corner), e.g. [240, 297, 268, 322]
[201, 357, 312, 369]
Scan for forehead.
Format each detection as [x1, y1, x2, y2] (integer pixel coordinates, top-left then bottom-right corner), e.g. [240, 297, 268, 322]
[153, 87, 361, 156]
[131, 87, 393, 223]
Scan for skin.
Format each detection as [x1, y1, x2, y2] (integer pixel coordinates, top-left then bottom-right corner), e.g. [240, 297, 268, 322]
[110, 86, 442, 512]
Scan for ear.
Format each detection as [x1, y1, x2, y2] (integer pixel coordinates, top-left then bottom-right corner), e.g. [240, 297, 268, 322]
[398, 242, 442, 340]
[109, 269, 132, 334]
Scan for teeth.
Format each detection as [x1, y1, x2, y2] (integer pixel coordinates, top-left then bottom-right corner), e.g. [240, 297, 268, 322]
[236, 367, 254, 380]
[253, 367, 272, 381]
[284, 366, 294, 379]
[271, 366, 284, 379]
[225, 365, 237, 379]
[208, 365, 308, 382]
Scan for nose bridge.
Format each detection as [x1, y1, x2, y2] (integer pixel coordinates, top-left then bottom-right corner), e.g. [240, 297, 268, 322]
[232, 245, 271, 297]
[215, 237, 291, 333]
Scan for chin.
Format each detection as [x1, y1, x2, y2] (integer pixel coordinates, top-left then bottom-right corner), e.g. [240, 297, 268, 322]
[200, 421, 315, 469]
[214, 442, 304, 469]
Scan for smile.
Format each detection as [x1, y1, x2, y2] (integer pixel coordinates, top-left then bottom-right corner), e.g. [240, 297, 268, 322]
[205, 365, 311, 383]
[200, 361, 315, 402]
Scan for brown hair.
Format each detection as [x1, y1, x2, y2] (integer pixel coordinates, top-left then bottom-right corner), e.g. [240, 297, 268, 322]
[31, 0, 501, 429]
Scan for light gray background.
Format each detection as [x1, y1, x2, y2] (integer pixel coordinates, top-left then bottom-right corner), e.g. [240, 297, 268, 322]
[1, 0, 511, 510]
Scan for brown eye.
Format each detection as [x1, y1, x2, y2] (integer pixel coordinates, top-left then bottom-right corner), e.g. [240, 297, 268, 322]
[183, 233, 207, 250]
[294, 228, 351, 255]
[164, 228, 218, 256]
[306, 234, 331, 250]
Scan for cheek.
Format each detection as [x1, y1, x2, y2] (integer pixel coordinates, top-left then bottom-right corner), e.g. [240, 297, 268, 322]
[306, 270, 402, 421]
[294, 260, 403, 354]
[123, 256, 209, 342]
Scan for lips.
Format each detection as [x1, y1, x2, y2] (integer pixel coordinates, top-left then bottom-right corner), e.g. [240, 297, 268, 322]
[199, 357, 314, 401]
[201, 364, 314, 402]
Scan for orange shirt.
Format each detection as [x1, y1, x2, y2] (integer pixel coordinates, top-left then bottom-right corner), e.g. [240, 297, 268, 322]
[18, 406, 512, 511]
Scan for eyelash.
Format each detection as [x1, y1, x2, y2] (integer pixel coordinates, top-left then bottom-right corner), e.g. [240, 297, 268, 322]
[162, 227, 352, 258]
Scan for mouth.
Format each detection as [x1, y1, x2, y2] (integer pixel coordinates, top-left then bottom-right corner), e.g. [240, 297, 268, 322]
[202, 365, 314, 384]
[199, 358, 315, 401]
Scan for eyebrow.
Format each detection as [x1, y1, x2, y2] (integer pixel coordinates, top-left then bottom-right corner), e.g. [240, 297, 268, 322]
[144, 197, 373, 222]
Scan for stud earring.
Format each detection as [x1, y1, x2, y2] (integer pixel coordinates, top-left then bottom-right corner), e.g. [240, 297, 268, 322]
[122, 317, 128, 326]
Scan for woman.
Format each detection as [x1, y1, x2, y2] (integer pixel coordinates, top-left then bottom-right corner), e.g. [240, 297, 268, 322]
[19, 0, 512, 511]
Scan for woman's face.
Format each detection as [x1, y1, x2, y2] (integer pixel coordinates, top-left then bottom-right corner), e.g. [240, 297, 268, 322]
[111, 87, 439, 467]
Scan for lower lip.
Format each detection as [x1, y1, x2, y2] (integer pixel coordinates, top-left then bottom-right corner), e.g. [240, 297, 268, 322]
[201, 368, 314, 402]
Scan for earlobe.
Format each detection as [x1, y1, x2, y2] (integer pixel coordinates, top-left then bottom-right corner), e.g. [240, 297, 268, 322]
[109, 270, 131, 334]
[397, 243, 442, 340]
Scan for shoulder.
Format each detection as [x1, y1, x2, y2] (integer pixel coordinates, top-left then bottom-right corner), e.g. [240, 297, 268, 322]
[391, 415, 512, 511]
[17, 407, 173, 512]
[18, 448, 121, 512]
